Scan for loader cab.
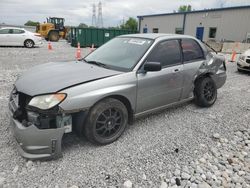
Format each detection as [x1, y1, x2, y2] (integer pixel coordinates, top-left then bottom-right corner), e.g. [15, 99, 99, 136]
[47, 17, 65, 31]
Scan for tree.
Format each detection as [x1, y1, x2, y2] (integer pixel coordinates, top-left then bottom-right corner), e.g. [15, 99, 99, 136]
[24, 20, 39, 26]
[78, 23, 88, 28]
[178, 5, 192, 12]
[120, 17, 138, 31]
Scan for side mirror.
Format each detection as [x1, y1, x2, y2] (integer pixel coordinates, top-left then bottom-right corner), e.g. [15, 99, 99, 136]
[144, 61, 162, 72]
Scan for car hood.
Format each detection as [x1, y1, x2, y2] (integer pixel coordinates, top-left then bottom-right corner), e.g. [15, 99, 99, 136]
[15, 61, 122, 96]
[243, 49, 250, 56]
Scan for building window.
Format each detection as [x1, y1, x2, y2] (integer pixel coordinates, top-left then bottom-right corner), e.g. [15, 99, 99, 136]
[175, 28, 184, 34]
[152, 28, 159, 33]
[209, 27, 217, 38]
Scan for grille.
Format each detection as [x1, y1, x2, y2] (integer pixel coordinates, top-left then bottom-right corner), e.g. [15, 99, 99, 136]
[18, 92, 32, 119]
[18, 93, 31, 109]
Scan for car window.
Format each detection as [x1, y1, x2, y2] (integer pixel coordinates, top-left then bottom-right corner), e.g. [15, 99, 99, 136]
[147, 40, 181, 67]
[85, 37, 153, 71]
[0, 29, 10, 34]
[12, 29, 25, 34]
[181, 39, 204, 62]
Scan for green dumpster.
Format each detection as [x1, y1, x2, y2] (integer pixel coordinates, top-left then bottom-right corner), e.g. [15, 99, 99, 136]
[71, 27, 137, 47]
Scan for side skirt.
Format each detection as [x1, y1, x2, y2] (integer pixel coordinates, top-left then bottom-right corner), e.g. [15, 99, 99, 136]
[134, 97, 194, 119]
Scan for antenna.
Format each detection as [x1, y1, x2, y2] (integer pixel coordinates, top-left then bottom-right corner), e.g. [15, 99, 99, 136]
[92, 4, 97, 27]
[97, 2, 103, 28]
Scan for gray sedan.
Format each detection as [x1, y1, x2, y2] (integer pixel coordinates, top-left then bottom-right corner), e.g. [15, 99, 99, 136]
[9, 34, 226, 159]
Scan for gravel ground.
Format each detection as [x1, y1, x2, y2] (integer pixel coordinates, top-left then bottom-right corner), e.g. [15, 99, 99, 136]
[0, 41, 249, 188]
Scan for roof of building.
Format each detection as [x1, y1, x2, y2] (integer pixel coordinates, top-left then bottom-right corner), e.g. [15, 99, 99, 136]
[137, 5, 250, 18]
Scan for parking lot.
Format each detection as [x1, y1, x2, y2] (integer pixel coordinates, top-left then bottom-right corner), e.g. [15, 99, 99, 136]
[0, 41, 249, 187]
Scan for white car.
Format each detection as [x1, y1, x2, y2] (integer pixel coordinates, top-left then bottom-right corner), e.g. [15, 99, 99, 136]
[0, 27, 43, 48]
[237, 49, 250, 72]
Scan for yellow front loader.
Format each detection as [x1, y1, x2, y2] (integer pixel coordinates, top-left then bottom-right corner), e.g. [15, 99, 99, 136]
[36, 17, 67, 42]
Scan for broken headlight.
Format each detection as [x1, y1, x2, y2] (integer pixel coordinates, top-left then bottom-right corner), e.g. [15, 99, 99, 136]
[28, 93, 66, 110]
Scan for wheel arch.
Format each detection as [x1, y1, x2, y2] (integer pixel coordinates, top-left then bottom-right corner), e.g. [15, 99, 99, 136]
[72, 94, 134, 136]
[194, 72, 214, 85]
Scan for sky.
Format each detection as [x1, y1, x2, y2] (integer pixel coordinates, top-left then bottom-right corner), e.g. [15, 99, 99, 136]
[0, 0, 249, 27]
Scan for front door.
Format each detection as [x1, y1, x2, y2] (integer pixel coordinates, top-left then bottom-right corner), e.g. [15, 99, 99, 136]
[0, 29, 11, 46]
[196, 27, 204, 41]
[136, 39, 184, 113]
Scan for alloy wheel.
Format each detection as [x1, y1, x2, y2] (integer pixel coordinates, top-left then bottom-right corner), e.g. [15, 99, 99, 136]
[95, 108, 123, 139]
[203, 81, 215, 101]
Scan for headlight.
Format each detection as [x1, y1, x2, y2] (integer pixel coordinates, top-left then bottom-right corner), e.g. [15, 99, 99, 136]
[29, 93, 66, 110]
[239, 55, 245, 61]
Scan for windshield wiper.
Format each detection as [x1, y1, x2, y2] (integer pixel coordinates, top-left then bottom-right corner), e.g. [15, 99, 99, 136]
[82, 59, 110, 69]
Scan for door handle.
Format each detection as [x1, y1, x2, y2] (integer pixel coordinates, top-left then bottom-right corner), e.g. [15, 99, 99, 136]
[173, 69, 180, 73]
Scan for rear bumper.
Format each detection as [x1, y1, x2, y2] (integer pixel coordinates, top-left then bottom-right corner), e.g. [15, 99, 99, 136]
[212, 71, 227, 89]
[9, 115, 65, 160]
[34, 40, 43, 46]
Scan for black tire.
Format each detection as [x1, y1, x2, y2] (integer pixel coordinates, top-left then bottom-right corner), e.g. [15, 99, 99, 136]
[84, 98, 128, 145]
[237, 68, 244, 73]
[49, 31, 59, 42]
[194, 77, 217, 107]
[24, 39, 34, 48]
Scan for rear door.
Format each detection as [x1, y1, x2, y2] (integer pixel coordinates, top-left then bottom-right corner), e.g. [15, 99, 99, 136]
[0, 29, 11, 45]
[136, 39, 184, 113]
[180, 38, 206, 99]
[11, 29, 26, 46]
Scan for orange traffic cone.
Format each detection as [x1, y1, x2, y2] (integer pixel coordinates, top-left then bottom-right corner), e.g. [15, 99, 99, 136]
[48, 41, 52, 50]
[230, 50, 236, 62]
[90, 44, 95, 52]
[76, 42, 81, 60]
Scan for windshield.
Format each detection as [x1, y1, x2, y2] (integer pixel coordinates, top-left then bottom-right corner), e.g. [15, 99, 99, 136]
[84, 37, 153, 71]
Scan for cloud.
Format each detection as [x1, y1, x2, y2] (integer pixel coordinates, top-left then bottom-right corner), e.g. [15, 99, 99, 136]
[0, 0, 249, 26]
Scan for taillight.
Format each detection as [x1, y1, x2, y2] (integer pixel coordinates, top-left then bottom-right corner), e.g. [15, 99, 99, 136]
[223, 61, 226, 71]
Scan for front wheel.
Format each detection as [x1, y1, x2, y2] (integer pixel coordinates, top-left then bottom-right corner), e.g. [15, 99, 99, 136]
[84, 98, 128, 145]
[49, 31, 59, 42]
[194, 77, 217, 107]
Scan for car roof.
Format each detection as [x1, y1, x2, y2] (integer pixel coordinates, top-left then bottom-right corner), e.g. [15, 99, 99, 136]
[119, 33, 197, 40]
[0, 27, 25, 30]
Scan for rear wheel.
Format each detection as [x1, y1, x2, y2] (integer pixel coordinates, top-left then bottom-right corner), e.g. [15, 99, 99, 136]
[194, 77, 217, 107]
[84, 98, 128, 145]
[24, 39, 34, 48]
[49, 31, 59, 42]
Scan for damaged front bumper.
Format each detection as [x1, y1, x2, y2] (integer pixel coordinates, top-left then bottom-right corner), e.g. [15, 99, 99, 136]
[9, 117, 65, 160]
[8, 91, 73, 160]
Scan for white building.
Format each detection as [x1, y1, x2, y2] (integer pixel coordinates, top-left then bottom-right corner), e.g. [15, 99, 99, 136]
[138, 5, 250, 42]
